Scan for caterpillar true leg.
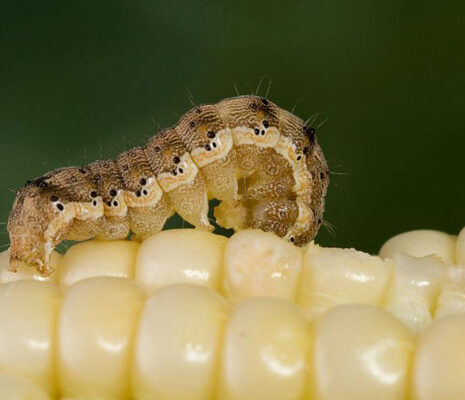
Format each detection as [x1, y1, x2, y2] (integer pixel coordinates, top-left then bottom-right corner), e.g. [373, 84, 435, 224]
[7, 95, 329, 274]
[145, 130, 213, 231]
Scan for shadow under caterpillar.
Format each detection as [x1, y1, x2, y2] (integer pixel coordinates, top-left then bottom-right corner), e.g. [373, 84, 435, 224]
[7, 95, 329, 275]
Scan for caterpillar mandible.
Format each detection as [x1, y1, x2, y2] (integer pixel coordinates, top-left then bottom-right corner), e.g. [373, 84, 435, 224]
[7, 95, 329, 275]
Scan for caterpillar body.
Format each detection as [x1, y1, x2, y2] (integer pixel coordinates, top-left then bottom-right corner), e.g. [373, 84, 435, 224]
[7, 96, 329, 275]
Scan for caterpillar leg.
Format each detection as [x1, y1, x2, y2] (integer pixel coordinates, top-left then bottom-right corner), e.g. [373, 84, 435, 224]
[242, 176, 295, 201]
[166, 174, 213, 230]
[146, 131, 213, 231]
[251, 199, 299, 238]
[200, 150, 238, 202]
[129, 198, 174, 241]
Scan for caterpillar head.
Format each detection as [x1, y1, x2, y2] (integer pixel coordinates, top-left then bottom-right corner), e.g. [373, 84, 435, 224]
[7, 180, 72, 274]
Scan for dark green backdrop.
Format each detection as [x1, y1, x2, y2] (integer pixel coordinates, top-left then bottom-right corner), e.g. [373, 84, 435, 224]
[1, 0, 464, 254]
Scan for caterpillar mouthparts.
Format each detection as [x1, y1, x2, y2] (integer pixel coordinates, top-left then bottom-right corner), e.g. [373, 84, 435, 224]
[7, 95, 329, 275]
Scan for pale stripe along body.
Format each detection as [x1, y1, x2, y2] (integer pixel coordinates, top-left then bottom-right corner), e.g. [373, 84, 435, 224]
[7, 95, 329, 274]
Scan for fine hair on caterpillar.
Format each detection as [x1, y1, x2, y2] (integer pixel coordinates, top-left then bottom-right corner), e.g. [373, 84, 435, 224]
[7, 95, 329, 275]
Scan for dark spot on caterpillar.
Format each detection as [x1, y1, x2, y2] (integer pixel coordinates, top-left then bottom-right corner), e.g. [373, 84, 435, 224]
[254, 128, 260, 135]
[79, 168, 86, 174]
[113, 201, 118, 207]
[56, 203, 64, 211]
[207, 131, 216, 139]
[173, 156, 180, 164]
[140, 178, 147, 185]
[179, 168, 184, 174]
[110, 189, 117, 197]
[106, 201, 112, 207]
[318, 218, 322, 225]
[212, 142, 217, 148]
[154, 146, 161, 152]
[290, 236, 295, 243]
[261, 130, 265, 135]
[303, 126, 316, 144]
[262, 120, 269, 128]
[261, 97, 269, 105]
[189, 121, 195, 128]
[142, 190, 148, 195]
[205, 144, 211, 151]
[249, 102, 258, 110]
[31, 177, 48, 188]
[320, 172, 325, 179]
[297, 155, 302, 161]
[50, 195, 58, 202]
[90, 191, 98, 198]
[92, 200, 97, 206]
[172, 170, 177, 176]
[303, 147, 309, 155]
[136, 190, 141, 197]
[195, 107, 202, 114]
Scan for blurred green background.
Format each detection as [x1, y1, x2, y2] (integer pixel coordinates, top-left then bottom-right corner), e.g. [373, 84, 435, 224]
[1, 0, 464, 254]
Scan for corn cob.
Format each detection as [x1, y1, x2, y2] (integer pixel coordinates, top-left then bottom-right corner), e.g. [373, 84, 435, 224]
[0, 227, 463, 399]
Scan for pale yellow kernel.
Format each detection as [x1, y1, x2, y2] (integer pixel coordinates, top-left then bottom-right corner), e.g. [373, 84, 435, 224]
[384, 253, 444, 332]
[132, 285, 228, 400]
[457, 227, 465, 265]
[412, 314, 465, 400]
[57, 277, 145, 399]
[298, 244, 392, 319]
[223, 229, 303, 302]
[218, 297, 310, 400]
[435, 265, 465, 319]
[0, 372, 51, 400]
[135, 229, 227, 294]
[380, 229, 456, 265]
[0, 281, 59, 396]
[58, 239, 139, 289]
[311, 304, 414, 400]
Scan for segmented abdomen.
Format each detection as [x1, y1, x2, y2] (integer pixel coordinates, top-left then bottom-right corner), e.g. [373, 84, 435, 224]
[7, 95, 329, 274]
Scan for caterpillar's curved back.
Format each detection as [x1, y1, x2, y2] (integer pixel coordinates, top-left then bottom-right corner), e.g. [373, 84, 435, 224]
[7, 96, 329, 274]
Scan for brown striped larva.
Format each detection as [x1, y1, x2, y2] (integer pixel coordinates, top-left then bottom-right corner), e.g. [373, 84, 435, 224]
[7, 95, 329, 275]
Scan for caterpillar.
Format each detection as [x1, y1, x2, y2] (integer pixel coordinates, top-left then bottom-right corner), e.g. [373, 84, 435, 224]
[7, 95, 329, 275]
